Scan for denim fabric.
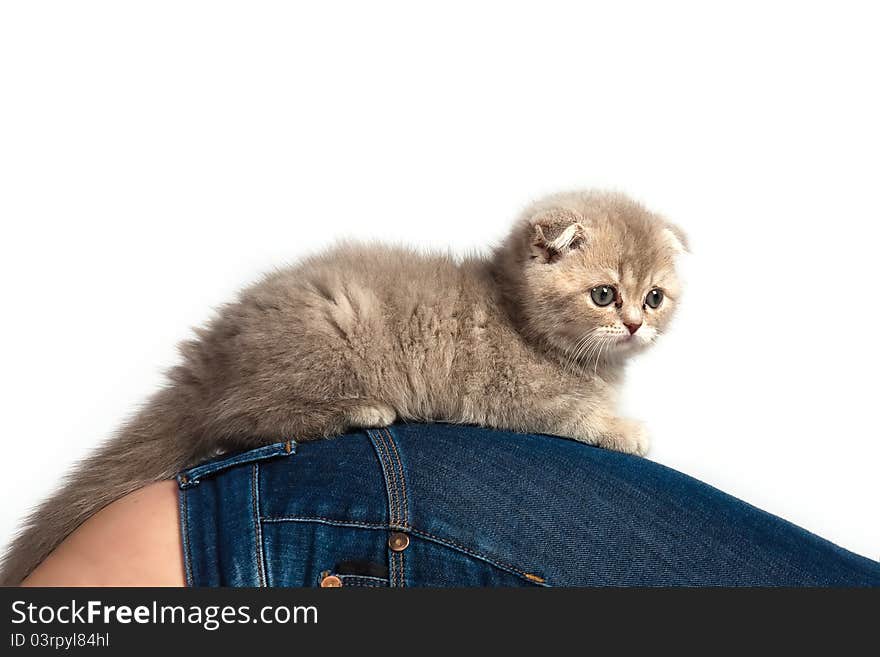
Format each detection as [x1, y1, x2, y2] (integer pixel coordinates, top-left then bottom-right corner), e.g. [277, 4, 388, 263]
[177, 424, 880, 587]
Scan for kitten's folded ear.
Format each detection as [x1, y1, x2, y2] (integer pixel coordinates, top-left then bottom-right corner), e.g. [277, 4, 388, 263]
[529, 210, 586, 263]
[662, 222, 690, 254]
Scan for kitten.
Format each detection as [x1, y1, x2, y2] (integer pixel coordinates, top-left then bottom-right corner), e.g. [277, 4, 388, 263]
[0, 189, 687, 584]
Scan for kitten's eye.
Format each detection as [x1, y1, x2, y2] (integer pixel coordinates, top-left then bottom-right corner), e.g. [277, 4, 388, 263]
[590, 285, 616, 307]
[645, 288, 664, 309]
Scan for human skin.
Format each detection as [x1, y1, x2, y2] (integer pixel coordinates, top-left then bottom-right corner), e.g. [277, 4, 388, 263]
[21, 481, 184, 587]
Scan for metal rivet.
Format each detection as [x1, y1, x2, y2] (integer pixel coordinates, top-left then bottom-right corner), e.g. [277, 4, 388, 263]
[320, 574, 343, 588]
[388, 532, 410, 552]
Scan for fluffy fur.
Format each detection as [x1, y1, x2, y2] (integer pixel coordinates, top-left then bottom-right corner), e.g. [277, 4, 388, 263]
[0, 190, 687, 585]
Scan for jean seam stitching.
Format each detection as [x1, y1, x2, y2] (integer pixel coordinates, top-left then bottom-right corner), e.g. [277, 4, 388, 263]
[368, 430, 400, 525]
[180, 487, 194, 586]
[379, 432, 401, 524]
[367, 429, 402, 586]
[252, 462, 267, 587]
[259, 514, 545, 586]
[410, 527, 545, 585]
[383, 427, 409, 521]
[179, 440, 296, 485]
[382, 432, 403, 526]
[382, 427, 408, 587]
[381, 428, 401, 586]
[262, 516, 391, 529]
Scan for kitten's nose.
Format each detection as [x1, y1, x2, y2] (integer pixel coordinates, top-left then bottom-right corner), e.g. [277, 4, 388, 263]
[624, 321, 642, 335]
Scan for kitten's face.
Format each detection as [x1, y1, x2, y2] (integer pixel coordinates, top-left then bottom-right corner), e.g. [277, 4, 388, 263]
[499, 191, 687, 368]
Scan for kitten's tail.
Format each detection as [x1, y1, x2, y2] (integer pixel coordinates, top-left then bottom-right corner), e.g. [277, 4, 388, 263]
[0, 388, 199, 586]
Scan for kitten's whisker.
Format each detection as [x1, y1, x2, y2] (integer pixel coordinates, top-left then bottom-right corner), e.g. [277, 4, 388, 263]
[560, 334, 578, 375]
[593, 337, 607, 376]
[577, 334, 599, 367]
[580, 337, 602, 376]
[565, 330, 596, 376]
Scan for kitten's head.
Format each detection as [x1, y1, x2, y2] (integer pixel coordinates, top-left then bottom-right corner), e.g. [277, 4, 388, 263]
[494, 190, 687, 367]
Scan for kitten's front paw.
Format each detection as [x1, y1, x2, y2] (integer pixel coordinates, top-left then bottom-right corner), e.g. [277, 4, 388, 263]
[346, 402, 397, 429]
[597, 419, 650, 456]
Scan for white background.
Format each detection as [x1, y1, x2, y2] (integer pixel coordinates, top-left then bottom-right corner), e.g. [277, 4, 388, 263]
[1, 2, 878, 561]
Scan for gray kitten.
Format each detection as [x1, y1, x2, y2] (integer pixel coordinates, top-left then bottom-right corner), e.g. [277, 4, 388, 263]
[0, 190, 687, 585]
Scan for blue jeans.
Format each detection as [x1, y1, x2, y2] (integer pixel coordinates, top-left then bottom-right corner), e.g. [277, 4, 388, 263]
[176, 424, 880, 586]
